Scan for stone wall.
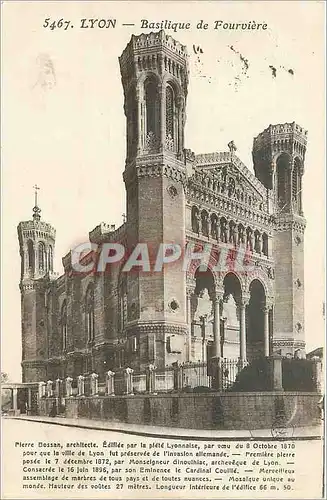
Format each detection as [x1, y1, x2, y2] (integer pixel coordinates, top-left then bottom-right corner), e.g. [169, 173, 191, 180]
[39, 392, 320, 430]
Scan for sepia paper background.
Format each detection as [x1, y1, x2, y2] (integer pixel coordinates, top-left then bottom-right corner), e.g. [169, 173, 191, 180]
[1, 1, 325, 498]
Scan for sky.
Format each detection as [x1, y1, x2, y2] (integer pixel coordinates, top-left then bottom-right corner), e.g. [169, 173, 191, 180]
[1, 1, 325, 381]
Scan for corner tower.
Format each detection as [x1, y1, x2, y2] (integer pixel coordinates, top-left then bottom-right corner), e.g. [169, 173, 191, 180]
[253, 123, 307, 355]
[119, 31, 189, 368]
[17, 188, 56, 381]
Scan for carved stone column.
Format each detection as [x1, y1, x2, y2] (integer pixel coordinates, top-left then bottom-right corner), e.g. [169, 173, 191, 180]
[212, 293, 223, 359]
[239, 295, 250, 365]
[136, 85, 143, 154]
[200, 316, 207, 362]
[186, 277, 196, 362]
[286, 158, 293, 210]
[262, 305, 271, 357]
[177, 95, 185, 156]
[158, 84, 165, 152]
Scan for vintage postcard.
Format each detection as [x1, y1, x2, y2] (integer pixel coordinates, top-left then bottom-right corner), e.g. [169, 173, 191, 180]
[1, 1, 325, 499]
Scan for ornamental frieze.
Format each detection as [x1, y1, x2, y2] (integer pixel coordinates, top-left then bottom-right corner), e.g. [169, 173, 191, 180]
[123, 163, 187, 186]
[274, 219, 306, 234]
[187, 199, 272, 230]
[127, 323, 188, 336]
[272, 339, 306, 349]
[188, 167, 267, 214]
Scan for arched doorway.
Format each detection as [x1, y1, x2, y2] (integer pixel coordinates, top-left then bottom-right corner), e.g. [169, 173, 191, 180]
[247, 280, 266, 361]
[190, 268, 215, 362]
[222, 273, 242, 359]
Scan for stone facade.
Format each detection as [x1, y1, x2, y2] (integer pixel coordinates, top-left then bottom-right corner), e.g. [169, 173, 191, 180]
[17, 31, 307, 383]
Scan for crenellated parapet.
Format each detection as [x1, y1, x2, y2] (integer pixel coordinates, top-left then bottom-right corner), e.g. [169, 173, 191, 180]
[252, 122, 307, 195]
[119, 30, 189, 97]
[89, 222, 118, 244]
[18, 220, 56, 241]
[253, 122, 307, 159]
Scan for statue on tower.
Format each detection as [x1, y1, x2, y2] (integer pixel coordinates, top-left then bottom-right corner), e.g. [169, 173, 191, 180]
[228, 140, 237, 154]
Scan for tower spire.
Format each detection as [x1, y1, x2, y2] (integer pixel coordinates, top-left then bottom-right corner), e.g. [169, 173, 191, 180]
[32, 184, 41, 221]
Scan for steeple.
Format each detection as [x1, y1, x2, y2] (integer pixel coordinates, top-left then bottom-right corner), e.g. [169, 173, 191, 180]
[17, 187, 57, 382]
[32, 184, 41, 221]
[17, 186, 56, 281]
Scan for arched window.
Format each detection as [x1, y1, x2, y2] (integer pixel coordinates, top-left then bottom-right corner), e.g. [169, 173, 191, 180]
[86, 286, 95, 342]
[144, 79, 160, 151]
[166, 85, 175, 144]
[61, 301, 67, 351]
[145, 80, 158, 137]
[38, 242, 46, 271]
[277, 163, 286, 203]
[276, 154, 290, 208]
[48, 246, 53, 272]
[27, 240, 35, 272]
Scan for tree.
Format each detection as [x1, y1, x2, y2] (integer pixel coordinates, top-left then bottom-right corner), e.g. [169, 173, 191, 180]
[1, 372, 9, 384]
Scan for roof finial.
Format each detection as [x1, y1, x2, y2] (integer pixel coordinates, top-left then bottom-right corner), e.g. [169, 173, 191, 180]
[32, 184, 41, 221]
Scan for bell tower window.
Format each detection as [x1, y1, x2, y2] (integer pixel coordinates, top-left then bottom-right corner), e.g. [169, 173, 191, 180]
[27, 240, 35, 272]
[276, 154, 290, 209]
[38, 242, 46, 271]
[144, 79, 159, 151]
[145, 81, 157, 135]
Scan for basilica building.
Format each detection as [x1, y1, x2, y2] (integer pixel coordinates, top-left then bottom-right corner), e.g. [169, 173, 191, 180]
[18, 31, 307, 383]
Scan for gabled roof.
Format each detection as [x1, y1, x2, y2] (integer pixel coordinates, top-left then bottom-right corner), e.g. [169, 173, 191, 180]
[194, 151, 267, 199]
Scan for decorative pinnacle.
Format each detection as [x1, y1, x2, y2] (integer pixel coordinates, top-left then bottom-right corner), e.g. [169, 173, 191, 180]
[32, 184, 41, 221]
